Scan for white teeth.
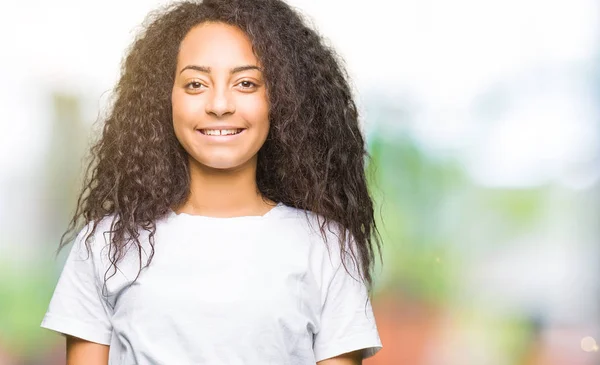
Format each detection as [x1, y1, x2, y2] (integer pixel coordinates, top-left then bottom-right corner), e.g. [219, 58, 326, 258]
[201, 129, 242, 136]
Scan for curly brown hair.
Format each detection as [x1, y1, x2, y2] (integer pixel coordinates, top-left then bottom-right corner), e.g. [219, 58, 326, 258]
[61, 0, 382, 290]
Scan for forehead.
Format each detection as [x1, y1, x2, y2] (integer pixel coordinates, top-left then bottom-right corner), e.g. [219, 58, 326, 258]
[177, 22, 259, 67]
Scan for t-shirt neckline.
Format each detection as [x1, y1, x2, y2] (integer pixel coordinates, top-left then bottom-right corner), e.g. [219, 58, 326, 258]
[168, 202, 284, 221]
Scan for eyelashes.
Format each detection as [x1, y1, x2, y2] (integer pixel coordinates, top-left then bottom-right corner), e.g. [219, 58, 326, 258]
[186, 81, 205, 90]
[238, 80, 258, 89]
[184, 80, 259, 92]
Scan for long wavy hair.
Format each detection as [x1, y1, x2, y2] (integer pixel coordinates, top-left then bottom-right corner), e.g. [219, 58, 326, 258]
[61, 0, 382, 290]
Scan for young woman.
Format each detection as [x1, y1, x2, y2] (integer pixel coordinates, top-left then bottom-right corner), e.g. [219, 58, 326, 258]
[41, 0, 382, 363]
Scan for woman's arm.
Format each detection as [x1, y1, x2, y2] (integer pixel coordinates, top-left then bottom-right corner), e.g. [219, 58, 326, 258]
[316, 350, 362, 365]
[66, 335, 109, 365]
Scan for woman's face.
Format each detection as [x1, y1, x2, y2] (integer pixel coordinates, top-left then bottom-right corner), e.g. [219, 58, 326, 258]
[172, 22, 269, 171]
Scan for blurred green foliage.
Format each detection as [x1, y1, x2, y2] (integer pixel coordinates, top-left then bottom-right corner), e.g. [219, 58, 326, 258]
[367, 127, 548, 306]
[368, 131, 465, 303]
[0, 260, 58, 360]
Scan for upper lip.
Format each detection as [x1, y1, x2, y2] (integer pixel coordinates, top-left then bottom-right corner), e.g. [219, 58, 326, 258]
[196, 126, 246, 130]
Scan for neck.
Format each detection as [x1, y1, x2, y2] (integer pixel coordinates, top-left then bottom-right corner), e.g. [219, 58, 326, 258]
[175, 156, 274, 217]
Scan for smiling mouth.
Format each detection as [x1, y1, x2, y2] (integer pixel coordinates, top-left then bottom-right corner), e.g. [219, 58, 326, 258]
[197, 128, 245, 136]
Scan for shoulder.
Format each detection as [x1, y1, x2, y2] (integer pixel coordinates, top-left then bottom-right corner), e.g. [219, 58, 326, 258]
[73, 215, 118, 253]
[273, 204, 351, 273]
[68, 214, 152, 287]
[65, 215, 129, 273]
[273, 204, 345, 247]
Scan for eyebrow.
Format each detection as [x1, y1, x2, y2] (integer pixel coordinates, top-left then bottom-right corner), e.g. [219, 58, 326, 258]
[179, 65, 262, 75]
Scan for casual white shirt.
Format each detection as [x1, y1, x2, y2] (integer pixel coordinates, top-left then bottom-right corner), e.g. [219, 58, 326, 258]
[41, 203, 382, 364]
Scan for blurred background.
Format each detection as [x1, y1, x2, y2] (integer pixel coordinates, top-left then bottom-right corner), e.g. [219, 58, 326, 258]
[1, 0, 598, 364]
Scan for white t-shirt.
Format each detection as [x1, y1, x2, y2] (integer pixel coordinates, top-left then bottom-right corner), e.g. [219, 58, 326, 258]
[41, 203, 382, 364]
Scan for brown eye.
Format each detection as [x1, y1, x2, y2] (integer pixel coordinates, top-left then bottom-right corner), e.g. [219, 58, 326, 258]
[186, 81, 205, 90]
[238, 81, 257, 89]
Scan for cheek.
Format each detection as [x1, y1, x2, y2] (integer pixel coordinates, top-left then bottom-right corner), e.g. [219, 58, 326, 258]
[259, 103, 270, 135]
[172, 91, 202, 126]
[239, 94, 270, 129]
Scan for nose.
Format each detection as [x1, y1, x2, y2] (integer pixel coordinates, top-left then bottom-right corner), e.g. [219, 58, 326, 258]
[205, 86, 235, 117]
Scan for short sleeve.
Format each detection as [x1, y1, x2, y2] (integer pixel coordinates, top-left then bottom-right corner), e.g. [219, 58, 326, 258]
[313, 243, 382, 362]
[40, 225, 113, 345]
